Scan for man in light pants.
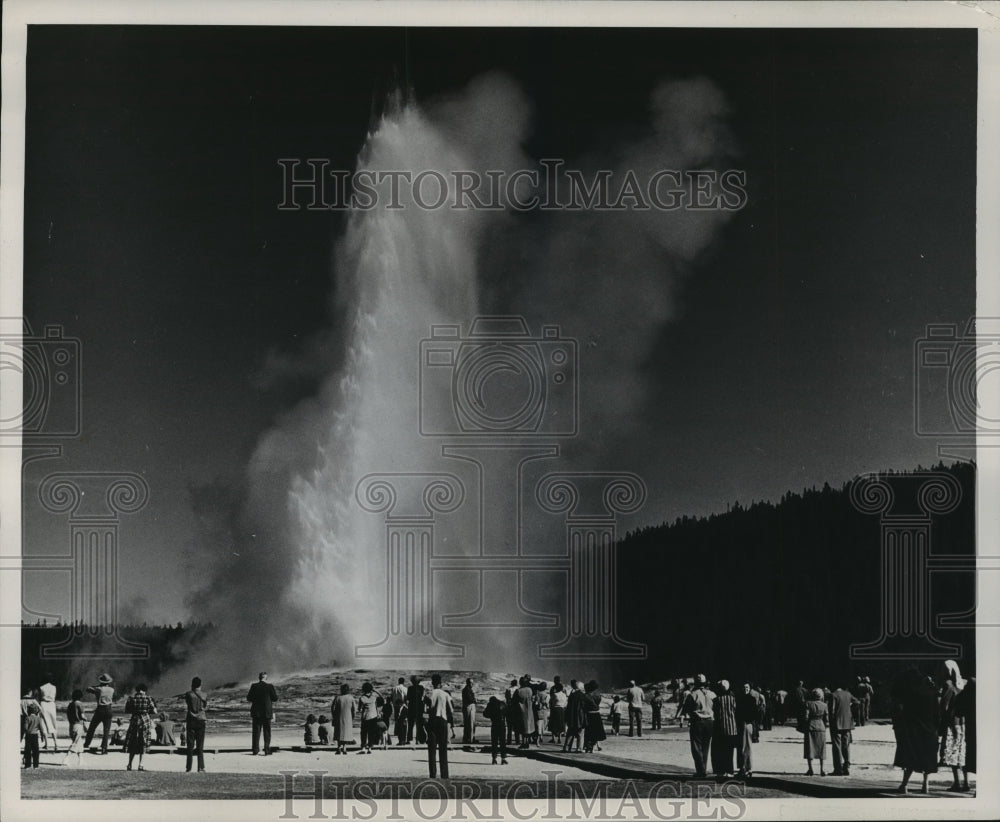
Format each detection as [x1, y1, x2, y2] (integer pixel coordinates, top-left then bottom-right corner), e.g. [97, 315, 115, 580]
[626, 680, 645, 737]
[830, 682, 858, 776]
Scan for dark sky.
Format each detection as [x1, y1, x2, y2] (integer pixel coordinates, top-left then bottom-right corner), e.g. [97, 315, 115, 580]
[22, 26, 976, 624]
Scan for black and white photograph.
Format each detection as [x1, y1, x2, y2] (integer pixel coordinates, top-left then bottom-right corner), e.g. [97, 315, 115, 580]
[1, 1, 998, 819]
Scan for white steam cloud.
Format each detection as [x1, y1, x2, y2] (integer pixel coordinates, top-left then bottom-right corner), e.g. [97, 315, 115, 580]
[172, 73, 736, 689]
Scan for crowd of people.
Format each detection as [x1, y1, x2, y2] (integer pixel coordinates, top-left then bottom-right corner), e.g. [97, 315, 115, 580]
[19, 661, 976, 793]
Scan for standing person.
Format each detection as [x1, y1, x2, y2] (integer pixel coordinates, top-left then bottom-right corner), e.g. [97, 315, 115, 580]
[548, 682, 567, 744]
[358, 682, 380, 754]
[582, 680, 606, 753]
[674, 680, 689, 728]
[748, 684, 765, 742]
[802, 687, 829, 777]
[513, 676, 536, 749]
[610, 696, 624, 735]
[425, 673, 453, 779]
[38, 674, 60, 752]
[394, 703, 408, 747]
[711, 681, 738, 779]
[20, 689, 41, 742]
[392, 678, 407, 727]
[406, 675, 426, 747]
[682, 674, 715, 778]
[83, 673, 116, 754]
[858, 676, 875, 726]
[735, 683, 757, 779]
[891, 670, 939, 794]
[760, 688, 774, 732]
[626, 680, 644, 737]
[22, 704, 42, 769]
[650, 689, 664, 730]
[461, 679, 477, 746]
[953, 677, 975, 790]
[123, 683, 157, 771]
[505, 678, 520, 746]
[860, 676, 874, 725]
[185, 676, 208, 773]
[563, 680, 585, 752]
[774, 687, 788, 725]
[61, 689, 88, 767]
[483, 695, 509, 765]
[332, 683, 356, 755]
[790, 680, 807, 726]
[939, 670, 967, 791]
[247, 672, 278, 756]
[830, 681, 858, 775]
[534, 686, 548, 741]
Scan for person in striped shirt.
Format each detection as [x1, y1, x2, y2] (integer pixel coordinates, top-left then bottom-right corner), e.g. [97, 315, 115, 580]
[712, 680, 739, 778]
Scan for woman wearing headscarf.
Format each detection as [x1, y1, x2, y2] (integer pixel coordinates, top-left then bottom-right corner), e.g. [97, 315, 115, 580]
[513, 676, 536, 750]
[332, 683, 356, 755]
[891, 669, 939, 794]
[582, 680, 606, 754]
[123, 683, 157, 771]
[802, 687, 829, 776]
[953, 676, 975, 790]
[938, 666, 967, 792]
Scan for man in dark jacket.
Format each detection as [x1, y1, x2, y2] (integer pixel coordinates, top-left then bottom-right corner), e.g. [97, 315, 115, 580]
[830, 682, 858, 775]
[461, 679, 477, 746]
[247, 671, 278, 755]
[406, 675, 426, 746]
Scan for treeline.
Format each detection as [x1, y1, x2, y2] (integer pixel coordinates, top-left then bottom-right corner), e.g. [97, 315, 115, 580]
[614, 462, 976, 693]
[21, 622, 215, 697]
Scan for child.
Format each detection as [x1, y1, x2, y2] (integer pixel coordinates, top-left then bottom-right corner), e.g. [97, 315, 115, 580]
[304, 713, 320, 745]
[155, 712, 176, 745]
[611, 696, 625, 735]
[483, 695, 509, 765]
[318, 715, 330, 745]
[61, 689, 88, 767]
[111, 717, 126, 748]
[23, 704, 42, 768]
[379, 698, 393, 749]
[20, 689, 41, 742]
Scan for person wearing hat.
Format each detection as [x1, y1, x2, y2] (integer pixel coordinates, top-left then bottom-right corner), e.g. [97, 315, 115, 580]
[681, 674, 716, 778]
[20, 689, 41, 742]
[84, 673, 116, 754]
